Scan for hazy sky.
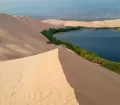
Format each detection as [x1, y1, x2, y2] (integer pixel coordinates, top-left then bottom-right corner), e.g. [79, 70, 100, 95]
[0, 0, 119, 17]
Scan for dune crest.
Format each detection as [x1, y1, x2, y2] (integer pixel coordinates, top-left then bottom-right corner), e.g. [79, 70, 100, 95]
[0, 48, 79, 105]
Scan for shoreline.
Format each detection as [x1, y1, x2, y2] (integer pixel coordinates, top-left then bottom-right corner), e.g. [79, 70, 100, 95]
[41, 27, 120, 74]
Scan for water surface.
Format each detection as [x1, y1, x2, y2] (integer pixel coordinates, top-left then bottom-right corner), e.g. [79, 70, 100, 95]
[55, 29, 120, 62]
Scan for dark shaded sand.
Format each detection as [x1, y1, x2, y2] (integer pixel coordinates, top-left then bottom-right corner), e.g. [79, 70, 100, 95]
[0, 14, 63, 61]
[58, 47, 120, 105]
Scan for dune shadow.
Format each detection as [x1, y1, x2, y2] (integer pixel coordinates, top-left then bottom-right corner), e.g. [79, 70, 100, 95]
[58, 47, 120, 105]
[58, 47, 97, 105]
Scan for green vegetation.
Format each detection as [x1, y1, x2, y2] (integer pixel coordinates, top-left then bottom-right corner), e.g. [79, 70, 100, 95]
[41, 27, 120, 74]
[115, 28, 120, 32]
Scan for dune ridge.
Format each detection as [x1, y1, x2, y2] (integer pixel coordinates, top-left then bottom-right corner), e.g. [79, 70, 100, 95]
[0, 48, 79, 105]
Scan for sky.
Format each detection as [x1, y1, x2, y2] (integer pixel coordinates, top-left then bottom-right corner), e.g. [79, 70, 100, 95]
[0, 0, 120, 19]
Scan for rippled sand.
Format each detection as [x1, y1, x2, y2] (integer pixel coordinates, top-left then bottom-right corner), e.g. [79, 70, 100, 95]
[0, 49, 79, 105]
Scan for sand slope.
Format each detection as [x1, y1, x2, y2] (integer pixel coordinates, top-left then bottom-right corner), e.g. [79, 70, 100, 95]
[41, 19, 120, 28]
[0, 14, 63, 61]
[0, 47, 120, 105]
[59, 48, 120, 105]
[0, 48, 79, 105]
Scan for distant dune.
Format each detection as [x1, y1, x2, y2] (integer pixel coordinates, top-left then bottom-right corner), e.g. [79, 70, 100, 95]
[41, 19, 120, 28]
[0, 14, 120, 105]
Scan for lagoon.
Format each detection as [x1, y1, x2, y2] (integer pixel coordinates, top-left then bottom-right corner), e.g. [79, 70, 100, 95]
[55, 29, 120, 62]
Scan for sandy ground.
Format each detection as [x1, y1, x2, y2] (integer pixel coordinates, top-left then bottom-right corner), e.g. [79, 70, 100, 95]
[41, 19, 120, 28]
[0, 48, 79, 105]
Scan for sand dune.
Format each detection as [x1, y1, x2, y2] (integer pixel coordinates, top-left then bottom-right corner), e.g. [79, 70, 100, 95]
[41, 19, 120, 28]
[0, 47, 120, 105]
[0, 48, 79, 105]
[0, 14, 62, 61]
[59, 47, 120, 105]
